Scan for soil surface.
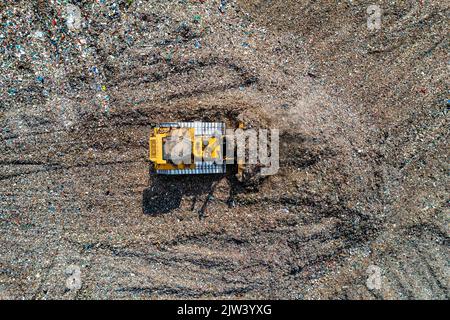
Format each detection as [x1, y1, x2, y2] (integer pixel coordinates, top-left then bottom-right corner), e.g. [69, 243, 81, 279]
[0, 0, 448, 299]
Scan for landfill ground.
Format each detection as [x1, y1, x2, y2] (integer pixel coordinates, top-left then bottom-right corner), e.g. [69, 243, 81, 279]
[0, 1, 448, 299]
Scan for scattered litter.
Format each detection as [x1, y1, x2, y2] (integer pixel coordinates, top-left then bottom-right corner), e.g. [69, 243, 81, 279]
[33, 30, 44, 38]
[193, 14, 202, 23]
[66, 4, 82, 30]
[90, 66, 99, 75]
[219, 0, 228, 13]
[48, 205, 56, 214]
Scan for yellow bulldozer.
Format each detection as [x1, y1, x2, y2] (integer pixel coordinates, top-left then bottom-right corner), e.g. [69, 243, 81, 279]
[148, 121, 243, 176]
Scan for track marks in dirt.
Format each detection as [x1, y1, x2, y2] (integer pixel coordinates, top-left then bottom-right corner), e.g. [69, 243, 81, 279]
[110, 56, 259, 107]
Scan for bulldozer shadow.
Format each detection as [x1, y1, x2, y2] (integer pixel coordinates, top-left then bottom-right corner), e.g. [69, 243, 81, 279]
[142, 174, 226, 216]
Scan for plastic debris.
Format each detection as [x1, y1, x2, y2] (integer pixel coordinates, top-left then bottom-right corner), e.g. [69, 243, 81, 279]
[219, 0, 228, 13]
[193, 14, 202, 23]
